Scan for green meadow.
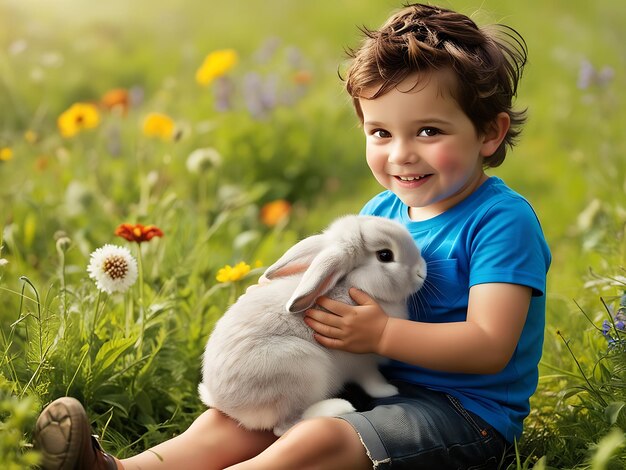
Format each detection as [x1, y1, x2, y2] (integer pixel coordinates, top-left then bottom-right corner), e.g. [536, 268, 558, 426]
[1, 0, 625, 467]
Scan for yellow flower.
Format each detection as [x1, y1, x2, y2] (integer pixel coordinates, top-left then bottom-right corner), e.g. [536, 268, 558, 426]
[142, 112, 175, 141]
[216, 261, 251, 283]
[24, 130, 38, 143]
[57, 103, 100, 138]
[196, 49, 238, 86]
[0, 147, 13, 161]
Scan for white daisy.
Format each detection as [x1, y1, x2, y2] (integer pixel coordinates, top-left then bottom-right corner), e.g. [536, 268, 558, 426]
[87, 244, 138, 294]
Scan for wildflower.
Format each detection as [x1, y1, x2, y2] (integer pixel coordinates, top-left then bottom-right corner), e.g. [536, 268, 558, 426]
[186, 147, 222, 174]
[0, 258, 8, 267]
[115, 223, 164, 243]
[101, 88, 130, 114]
[87, 244, 138, 294]
[0, 147, 13, 161]
[142, 112, 175, 141]
[57, 103, 100, 138]
[196, 49, 238, 86]
[293, 70, 312, 85]
[64, 180, 93, 216]
[578, 60, 614, 90]
[601, 293, 626, 350]
[55, 236, 72, 254]
[260, 199, 291, 226]
[34, 155, 50, 172]
[214, 76, 235, 112]
[254, 37, 281, 64]
[243, 72, 277, 119]
[8, 39, 27, 56]
[24, 130, 38, 144]
[216, 261, 251, 283]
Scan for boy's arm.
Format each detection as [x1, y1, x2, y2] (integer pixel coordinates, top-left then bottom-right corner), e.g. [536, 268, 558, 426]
[305, 283, 532, 375]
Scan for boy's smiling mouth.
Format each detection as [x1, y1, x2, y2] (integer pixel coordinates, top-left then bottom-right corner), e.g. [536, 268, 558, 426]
[395, 174, 433, 183]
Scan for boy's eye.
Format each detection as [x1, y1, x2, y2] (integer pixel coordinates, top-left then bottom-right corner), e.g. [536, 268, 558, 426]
[418, 127, 440, 137]
[372, 129, 391, 139]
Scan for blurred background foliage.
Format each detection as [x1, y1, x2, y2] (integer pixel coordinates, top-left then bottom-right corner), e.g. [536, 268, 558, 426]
[1, 0, 625, 467]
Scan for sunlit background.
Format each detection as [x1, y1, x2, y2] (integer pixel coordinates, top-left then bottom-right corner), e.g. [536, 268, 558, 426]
[1, 0, 625, 467]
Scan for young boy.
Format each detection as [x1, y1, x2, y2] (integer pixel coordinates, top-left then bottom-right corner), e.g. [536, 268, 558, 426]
[35, 3, 550, 469]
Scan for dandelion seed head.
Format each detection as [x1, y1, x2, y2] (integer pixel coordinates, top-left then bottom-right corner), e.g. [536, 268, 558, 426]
[186, 147, 222, 174]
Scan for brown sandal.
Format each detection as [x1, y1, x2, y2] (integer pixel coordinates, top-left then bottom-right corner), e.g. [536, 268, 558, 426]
[34, 397, 118, 470]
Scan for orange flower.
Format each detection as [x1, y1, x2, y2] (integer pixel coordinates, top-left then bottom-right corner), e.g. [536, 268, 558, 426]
[293, 70, 312, 85]
[260, 199, 291, 226]
[115, 223, 164, 243]
[101, 88, 130, 114]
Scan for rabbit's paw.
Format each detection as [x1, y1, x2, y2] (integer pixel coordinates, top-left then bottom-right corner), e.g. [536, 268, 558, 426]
[273, 420, 298, 437]
[197, 382, 215, 407]
[361, 381, 399, 398]
[301, 398, 356, 420]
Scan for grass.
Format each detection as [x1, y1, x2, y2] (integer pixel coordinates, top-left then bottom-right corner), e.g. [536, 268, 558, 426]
[1, 0, 625, 467]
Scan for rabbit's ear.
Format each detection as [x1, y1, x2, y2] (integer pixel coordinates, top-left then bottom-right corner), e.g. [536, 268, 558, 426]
[286, 246, 349, 313]
[264, 234, 326, 279]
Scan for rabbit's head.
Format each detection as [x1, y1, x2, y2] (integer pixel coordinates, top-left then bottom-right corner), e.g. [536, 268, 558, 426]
[264, 215, 426, 313]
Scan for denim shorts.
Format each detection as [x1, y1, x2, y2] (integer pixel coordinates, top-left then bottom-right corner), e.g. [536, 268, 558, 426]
[338, 381, 510, 469]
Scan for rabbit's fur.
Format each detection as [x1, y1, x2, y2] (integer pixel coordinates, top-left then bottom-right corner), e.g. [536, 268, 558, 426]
[199, 215, 426, 435]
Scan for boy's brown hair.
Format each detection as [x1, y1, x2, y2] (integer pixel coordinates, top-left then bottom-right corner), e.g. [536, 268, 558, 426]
[345, 3, 527, 167]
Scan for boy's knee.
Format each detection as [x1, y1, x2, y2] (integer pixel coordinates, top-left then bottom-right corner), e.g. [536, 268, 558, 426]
[284, 417, 367, 458]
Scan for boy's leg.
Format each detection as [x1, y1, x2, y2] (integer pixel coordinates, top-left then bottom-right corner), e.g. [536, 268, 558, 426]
[35, 397, 277, 470]
[121, 409, 277, 470]
[227, 417, 371, 470]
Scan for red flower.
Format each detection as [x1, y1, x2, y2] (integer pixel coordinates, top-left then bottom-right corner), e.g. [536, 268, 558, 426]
[115, 223, 164, 243]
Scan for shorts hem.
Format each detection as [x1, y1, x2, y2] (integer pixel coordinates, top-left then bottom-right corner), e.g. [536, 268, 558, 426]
[339, 412, 391, 469]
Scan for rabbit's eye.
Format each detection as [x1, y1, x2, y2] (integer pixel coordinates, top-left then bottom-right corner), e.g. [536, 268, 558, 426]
[376, 249, 394, 263]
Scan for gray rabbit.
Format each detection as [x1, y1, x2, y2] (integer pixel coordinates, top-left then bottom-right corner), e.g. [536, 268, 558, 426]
[199, 215, 426, 435]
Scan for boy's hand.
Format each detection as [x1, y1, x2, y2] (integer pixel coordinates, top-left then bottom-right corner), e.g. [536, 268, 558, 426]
[304, 288, 389, 354]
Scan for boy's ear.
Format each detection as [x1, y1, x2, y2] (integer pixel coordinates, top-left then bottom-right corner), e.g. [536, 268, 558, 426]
[480, 112, 510, 157]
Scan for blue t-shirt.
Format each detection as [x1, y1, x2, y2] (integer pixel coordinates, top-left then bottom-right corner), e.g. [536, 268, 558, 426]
[360, 176, 551, 442]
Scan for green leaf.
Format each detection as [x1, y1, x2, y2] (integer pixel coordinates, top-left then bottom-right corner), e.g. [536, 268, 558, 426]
[93, 338, 136, 375]
[589, 427, 625, 470]
[562, 387, 584, 400]
[604, 401, 625, 425]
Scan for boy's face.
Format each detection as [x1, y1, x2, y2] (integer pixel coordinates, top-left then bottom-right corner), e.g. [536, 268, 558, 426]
[360, 69, 496, 221]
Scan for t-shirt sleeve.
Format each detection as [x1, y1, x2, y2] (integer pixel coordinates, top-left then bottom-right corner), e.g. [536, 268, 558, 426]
[468, 197, 550, 296]
[359, 192, 390, 216]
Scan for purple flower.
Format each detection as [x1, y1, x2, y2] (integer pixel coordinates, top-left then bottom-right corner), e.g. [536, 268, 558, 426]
[578, 59, 614, 90]
[214, 76, 235, 112]
[243, 72, 277, 119]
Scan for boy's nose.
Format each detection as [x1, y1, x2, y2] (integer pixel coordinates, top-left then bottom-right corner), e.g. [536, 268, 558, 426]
[388, 140, 419, 165]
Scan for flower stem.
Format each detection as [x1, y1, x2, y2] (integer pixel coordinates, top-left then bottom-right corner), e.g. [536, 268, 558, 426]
[557, 330, 608, 407]
[136, 244, 145, 358]
[91, 290, 103, 346]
